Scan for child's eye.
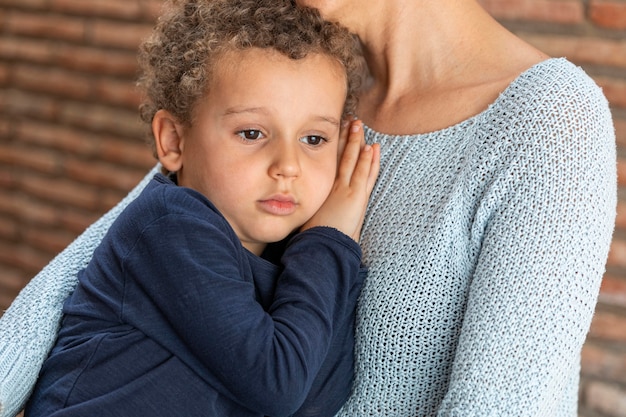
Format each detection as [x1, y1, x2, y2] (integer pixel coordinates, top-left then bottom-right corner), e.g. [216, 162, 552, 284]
[237, 130, 264, 141]
[300, 135, 327, 146]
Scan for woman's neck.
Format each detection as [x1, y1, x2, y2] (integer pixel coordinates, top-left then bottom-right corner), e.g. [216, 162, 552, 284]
[352, 0, 548, 135]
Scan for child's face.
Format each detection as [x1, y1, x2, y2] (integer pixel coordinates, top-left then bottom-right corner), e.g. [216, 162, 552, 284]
[176, 48, 346, 255]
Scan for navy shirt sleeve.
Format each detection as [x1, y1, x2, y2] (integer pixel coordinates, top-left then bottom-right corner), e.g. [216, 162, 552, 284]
[118, 183, 363, 416]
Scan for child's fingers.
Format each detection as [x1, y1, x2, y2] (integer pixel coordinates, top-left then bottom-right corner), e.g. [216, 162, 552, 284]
[365, 143, 381, 193]
[336, 120, 364, 182]
[337, 117, 352, 160]
[349, 142, 376, 189]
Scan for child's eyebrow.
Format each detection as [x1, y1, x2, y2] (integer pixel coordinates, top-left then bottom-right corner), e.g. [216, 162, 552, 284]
[316, 116, 341, 128]
[222, 107, 340, 127]
[223, 107, 267, 117]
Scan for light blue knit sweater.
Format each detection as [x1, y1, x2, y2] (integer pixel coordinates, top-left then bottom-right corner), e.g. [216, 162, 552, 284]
[0, 58, 616, 416]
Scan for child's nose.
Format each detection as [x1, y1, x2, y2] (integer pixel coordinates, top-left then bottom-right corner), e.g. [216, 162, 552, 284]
[268, 141, 301, 179]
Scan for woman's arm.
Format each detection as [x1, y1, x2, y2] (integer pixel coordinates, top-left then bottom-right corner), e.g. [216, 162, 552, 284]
[0, 165, 159, 417]
[438, 68, 616, 416]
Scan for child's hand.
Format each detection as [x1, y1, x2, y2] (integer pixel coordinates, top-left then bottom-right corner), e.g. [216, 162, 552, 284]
[301, 119, 380, 242]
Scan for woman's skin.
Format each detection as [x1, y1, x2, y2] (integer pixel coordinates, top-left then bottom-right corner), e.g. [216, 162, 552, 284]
[297, 0, 549, 135]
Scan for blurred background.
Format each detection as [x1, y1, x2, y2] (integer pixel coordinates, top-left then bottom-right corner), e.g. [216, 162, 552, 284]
[0, 0, 625, 415]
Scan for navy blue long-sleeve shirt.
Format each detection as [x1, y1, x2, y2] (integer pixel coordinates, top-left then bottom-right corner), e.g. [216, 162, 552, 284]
[26, 174, 365, 417]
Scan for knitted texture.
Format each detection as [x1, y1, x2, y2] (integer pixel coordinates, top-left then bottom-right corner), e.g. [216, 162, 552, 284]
[0, 58, 616, 416]
[336, 58, 616, 416]
[0, 166, 159, 417]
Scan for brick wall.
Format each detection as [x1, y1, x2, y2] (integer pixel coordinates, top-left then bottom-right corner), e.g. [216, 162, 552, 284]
[0, 0, 158, 309]
[0, 0, 625, 415]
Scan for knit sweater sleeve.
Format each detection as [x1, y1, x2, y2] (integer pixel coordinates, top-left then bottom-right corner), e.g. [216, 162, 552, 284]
[0, 165, 159, 417]
[438, 65, 616, 415]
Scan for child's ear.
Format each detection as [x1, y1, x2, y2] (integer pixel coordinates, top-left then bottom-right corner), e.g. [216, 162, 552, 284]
[153, 109, 185, 173]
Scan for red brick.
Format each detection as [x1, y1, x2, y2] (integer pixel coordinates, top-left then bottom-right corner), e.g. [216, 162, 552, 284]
[0, 0, 48, 9]
[583, 380, 626, 416]
[89, 20, 153, 50]
[0, 190, 98, 237]
[615, 200, 626, 230]
[0, 266, 28, 295]
[595, 76, 626, 109]
[0, 240, 52, 277]
[588, 309, 626, 343]
[0, 216, 18, 241]
[616, 118, 626, 148]
[0, 190, 18, 219]
[0, 142, 61, 175]
[582, 342, 626, 384]
[599, 273, 626, 308]
[93, 78, 142, 109]
[617, 157, 626, 187]
[6, 11, 85, 42]
[19, 173, 101, 211]
[99, 138, 155, 168]
[13, 120, 99, 157]
[0, 63, 10, 86]
[63, 158, 152, 191]
[58, 208, 102, 235]
[13, 119, 153, 168]
[12, 65, 93, 101]
[0, 143, 17, 172]
[0, 265, 31, 313]
[590, 0, 626, 30]
[51, 0, 143, 20]
[0, 292, 20, 315]
[6, 194, 59, 227]
[0, 165, 17, 192]
[520, 33, 626, 69]
[479, 0, 584, 24]
[56, 45, 138, 76]
[141, 0, 165, 21]
[101, 188, 135, 211]
[0, 117, 12, 139]
[22, 226, 76, 255]
[0, 37, 54, 65]
[2, 90, 60, 120]
[0, 88, 6, 113]
[606, 238, 626, 269]
[58, 102, 144, 138]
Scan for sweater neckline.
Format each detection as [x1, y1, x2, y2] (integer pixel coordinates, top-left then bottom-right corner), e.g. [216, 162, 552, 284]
[362, 57, 566, 141]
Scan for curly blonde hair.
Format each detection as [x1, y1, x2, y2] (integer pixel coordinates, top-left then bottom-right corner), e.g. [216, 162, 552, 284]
[138, 0, 363, 147]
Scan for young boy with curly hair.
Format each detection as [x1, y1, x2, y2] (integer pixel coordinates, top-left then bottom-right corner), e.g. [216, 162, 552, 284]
[24, 0, 379, 416]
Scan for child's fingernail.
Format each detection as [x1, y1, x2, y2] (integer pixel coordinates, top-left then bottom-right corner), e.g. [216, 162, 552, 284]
[363, 144, 371, 152]
[351, 123, 361, 133]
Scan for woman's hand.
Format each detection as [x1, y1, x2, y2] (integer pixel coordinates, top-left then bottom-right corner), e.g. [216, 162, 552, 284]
[301, 119, 380, 242]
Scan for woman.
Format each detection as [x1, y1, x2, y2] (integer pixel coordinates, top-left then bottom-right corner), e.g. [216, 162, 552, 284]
[0, 0, 616, 415]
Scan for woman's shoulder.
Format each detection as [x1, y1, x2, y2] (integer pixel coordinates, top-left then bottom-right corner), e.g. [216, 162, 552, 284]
[483, 58, 613, 145]
[498, 58, 609, 116]
[467, 58, 615, 176]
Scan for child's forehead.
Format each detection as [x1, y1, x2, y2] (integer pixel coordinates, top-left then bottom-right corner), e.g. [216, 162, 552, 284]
[193, 46, 348, 114]
[206, 48, 347, 90]
[214, 47, 346, 75]
[190, 47, 349, 120]
[207, 48, 347, 94]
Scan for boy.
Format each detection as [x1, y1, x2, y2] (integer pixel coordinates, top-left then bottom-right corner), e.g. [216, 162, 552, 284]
[24, 0, 379, 416]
